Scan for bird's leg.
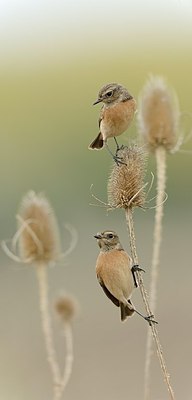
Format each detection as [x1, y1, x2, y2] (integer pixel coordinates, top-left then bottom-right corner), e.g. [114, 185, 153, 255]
[125, 299, 157, 326]
[133, 308, 158, 326]
[131, 264, 145, 288]
[114, 137, 124, 153]
[114, 137, 120, 151]
[104, 142, 126, 166]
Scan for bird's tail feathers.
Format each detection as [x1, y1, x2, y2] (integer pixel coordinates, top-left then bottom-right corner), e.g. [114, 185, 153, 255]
[120, 300, 134, 322]
[89, 133, 104, 149]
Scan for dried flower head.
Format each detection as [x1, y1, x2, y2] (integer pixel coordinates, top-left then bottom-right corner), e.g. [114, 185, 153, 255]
[137, 75, 180, 151]
[18, 191, 61, 264]
[108, 144, 146, 209]
[55, 294, 78, 323]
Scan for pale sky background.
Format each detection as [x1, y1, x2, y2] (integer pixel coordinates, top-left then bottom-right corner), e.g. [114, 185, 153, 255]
[0, 0, 192, 65]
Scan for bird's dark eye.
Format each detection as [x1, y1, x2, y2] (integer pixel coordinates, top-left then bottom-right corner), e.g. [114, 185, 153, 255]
[107, 233, 114, 239]
[106, 91, 113, 97]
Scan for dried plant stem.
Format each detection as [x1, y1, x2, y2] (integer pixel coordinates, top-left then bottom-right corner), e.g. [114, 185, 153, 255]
[36, 263, 61, 400]
[150, 146, 167, 308]
[60, 322, 74, 394]
[125, 207, 175, 400]
[144, 145, 167, 400]
[125, 208, 151, 316]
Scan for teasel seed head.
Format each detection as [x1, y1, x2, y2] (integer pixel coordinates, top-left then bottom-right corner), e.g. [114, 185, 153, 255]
[55, 294, 78, 323]
[137, 75, 180, 152]
[18, 191, 61, 264]
[107, 144, 146, 209]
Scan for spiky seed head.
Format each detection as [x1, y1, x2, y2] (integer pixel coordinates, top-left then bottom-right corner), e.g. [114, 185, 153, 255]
[108, 145, 146, 209]
[55, 294, 78, 323]
[18, 191, 61, 264]
[137, 75, 180, 151]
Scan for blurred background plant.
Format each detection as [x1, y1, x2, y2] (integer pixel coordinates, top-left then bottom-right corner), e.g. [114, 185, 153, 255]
[2, 191, 78, 400]
[0, 1, 192, 399]
[137, 76, 181, 400]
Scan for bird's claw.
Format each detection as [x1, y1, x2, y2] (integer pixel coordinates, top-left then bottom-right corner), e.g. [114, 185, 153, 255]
[131, 264, 145, 273]
[116, 144, 126, 153]
[114, 146, 127, 166]
[113, 155, 127, 166]
[144, 314, 158, 326]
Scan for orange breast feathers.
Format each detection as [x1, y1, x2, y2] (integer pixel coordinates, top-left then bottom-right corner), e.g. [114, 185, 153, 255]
[100, 98, 137, 139]
[96, 249, 134, 302]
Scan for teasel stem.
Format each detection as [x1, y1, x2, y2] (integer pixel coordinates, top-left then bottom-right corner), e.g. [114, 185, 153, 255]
[144, 145, 167, 400]
[60, 322, 74, 394]
[36, 262, 61, 400]
[125, 206, 175, 400]
[54, 294, 78, 397]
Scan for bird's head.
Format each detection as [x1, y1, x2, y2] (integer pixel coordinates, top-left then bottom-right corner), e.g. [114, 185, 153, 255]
[93, 83, 132, 105]
[94, 230, 123, 251]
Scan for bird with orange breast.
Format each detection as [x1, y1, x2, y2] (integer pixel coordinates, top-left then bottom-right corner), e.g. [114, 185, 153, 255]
[89, 83, 137, 163]
[94, 230, 156, 324]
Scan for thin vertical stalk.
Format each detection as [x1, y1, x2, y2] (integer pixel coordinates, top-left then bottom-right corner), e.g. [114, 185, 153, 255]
[60, 322, 74, 393]
[125, 207, 175, 400]
[144, 146, 167, 400]
[36, 263, 61, 400]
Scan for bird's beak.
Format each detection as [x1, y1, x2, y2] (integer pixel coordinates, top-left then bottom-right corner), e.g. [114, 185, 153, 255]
[94, 234, 102, 239]
[93, 98, 102, 105]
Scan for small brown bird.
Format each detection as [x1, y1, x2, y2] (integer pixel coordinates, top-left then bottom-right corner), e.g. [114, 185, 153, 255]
[94, 230, 136, 321]
[94, 230, 155, 324]
[89, 83, 137, 162]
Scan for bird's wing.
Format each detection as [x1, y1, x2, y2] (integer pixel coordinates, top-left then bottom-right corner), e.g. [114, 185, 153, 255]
[97, 276, 119, 307]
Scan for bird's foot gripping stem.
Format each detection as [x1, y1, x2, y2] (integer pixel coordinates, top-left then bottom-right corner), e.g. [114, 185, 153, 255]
[131, 264, 145, 273]
[131, 264, 145, 288]
[144, 314, 158, 326]
[134, 309, 158, 326]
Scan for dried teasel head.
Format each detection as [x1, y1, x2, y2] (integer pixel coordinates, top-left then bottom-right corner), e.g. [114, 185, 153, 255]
[137, 75, 180, 152]
[17, 191, 61, 264]
[55, 294, 78, 323]
[108, 144, 146, 209]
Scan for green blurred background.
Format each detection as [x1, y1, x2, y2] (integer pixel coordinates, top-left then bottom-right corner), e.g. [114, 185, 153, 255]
[0, 1, 192, 399]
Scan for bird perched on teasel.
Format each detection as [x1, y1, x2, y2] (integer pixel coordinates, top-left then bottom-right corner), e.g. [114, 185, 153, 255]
[89, 83, 137, 163]
[94, 230, 156, 324]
